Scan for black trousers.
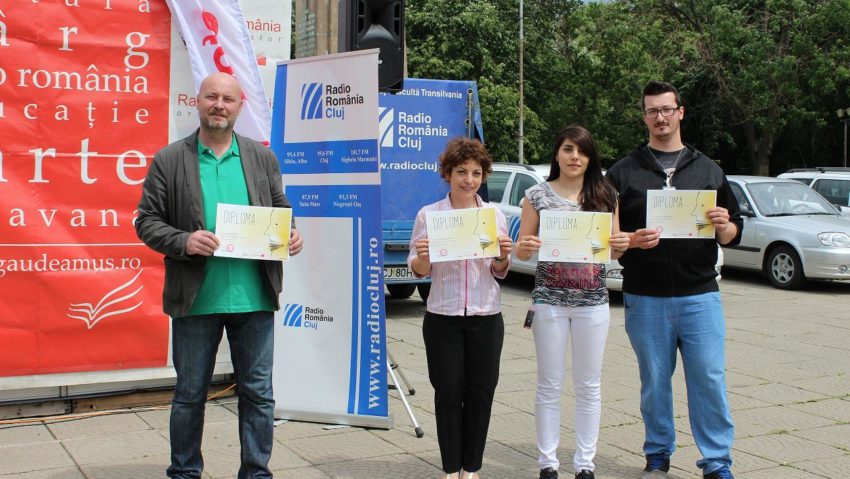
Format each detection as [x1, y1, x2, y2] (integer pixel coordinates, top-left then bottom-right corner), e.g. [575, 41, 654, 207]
[422, 311, 504, 473]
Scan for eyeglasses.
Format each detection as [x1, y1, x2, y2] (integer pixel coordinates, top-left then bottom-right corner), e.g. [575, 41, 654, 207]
[643, 106, 680, 119]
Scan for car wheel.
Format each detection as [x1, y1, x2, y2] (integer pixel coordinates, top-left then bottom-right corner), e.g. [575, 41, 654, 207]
[765, 246, 805, 289]
[416, 283, 431, 303]
[386, 284, 416, 299]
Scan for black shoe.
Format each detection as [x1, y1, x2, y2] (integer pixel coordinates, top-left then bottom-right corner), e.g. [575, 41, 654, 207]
[539, 467, 558, 479]
[703, 466, 734, 479]
[575, 470, 594, 479]
[641, 453, 670, 479]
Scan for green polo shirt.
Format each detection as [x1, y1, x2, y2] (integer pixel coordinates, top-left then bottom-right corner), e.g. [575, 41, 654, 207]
[186, 136, 275, 316]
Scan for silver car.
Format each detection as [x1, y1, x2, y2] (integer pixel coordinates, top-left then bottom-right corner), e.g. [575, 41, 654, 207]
[724, 175, 850, 289]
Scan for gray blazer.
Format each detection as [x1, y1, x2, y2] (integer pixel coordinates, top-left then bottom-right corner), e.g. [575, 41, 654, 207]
[135, 130, 291, 318]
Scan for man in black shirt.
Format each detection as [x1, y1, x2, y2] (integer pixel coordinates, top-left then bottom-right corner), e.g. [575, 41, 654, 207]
[606, 81, 742, 479]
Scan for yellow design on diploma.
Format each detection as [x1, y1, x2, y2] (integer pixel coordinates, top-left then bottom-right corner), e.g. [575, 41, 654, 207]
[646, 190, 716, 239]
[539, 210, 612, 263]
[214, 204, 293, 261]
[425, 207, 499, 263]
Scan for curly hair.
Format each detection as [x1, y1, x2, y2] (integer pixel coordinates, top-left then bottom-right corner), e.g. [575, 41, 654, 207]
[438, 137, 492, 182]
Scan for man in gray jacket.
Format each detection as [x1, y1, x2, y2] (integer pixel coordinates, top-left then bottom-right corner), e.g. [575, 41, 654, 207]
[136, 72, 303, 479]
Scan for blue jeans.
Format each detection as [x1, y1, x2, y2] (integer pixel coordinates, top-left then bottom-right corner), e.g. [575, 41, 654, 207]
[624, 292, 734, 474]
[167, 311, 275, 479]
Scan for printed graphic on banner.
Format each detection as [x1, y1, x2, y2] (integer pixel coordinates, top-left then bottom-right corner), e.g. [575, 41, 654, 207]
[0, 1, 171, 377]
[281, 304, 304, 327]
[214, 204, 292, 261]
[276, 185, 387, 418]
[169, 0, 291, 141]
[242, 0, 291, 107]
[271, 52, 388, 426]
[301, 83, 324, 120]
[270, 54, 380, 175]
[378, 79, 483, 221]
[426, 208, 500, 262]
[538, 211, 613, 263]
[166, 0, 272, 144]
[646, 190, 717, 239]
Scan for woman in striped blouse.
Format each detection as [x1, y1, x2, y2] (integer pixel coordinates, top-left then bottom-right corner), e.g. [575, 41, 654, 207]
[408, 137, 513, 479]
[515, 125, 630, 479]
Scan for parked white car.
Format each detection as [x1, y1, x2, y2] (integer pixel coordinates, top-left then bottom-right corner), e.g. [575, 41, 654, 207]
[723, 175, 850, 289]
[777, 167, 850, 215]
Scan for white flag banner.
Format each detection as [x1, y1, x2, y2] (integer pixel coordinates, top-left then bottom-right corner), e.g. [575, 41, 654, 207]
[166, 0, 272, 144]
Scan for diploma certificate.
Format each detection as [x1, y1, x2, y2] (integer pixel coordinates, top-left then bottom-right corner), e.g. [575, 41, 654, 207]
[214, 204, 293, 261]
[646, 190, 716, 239]
[426, 207, 499, 263]
[539, 210, 612, 263]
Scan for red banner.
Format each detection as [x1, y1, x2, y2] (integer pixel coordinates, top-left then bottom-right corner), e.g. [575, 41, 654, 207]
[0, 1, 171, 376]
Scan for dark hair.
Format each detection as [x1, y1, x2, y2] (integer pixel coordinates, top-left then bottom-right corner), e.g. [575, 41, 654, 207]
[547, 125, 617, 213]
[642, 81, 682, 110]
[438, 137, 492, 181]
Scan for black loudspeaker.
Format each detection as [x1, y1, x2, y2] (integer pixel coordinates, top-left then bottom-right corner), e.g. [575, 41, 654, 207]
[340, 0, 405, 93]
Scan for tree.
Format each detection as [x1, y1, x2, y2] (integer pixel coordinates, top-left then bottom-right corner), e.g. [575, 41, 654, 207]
[637, 0, 850, 174]
[403, 0, 850, 173]
[405, 0, 568, 163]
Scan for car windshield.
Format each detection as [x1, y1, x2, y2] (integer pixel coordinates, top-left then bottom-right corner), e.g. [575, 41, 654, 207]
[747, 182, 839, 216]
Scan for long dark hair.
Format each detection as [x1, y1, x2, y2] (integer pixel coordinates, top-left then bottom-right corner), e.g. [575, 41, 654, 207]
[547, 125, 617, 213]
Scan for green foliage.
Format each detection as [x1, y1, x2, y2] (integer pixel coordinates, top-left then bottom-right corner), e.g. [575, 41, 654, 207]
[405, 0, 850, 173]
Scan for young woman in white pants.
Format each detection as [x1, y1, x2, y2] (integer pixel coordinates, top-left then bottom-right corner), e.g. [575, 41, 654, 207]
[515, 125, 630, 479]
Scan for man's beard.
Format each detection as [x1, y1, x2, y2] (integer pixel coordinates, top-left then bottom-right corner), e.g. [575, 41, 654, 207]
[203, 116, 232, 132]
[653, 122, 675, 140]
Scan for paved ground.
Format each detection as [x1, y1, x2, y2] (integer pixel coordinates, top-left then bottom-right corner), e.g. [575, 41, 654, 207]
[1, 270, 849, 478]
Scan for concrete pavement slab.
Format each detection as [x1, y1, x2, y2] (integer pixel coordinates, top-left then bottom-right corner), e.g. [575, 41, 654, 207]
[79, 455, 171, 479]
[796, 454, 850, 478]
[0, 442, 76, 475]
[283, 429, 404, 465]
[0, 423, 53, 446]
[0, 468, 86, 479]
[61, 430, 170, 466]
[46, 412, 152, 440]
[784, 397, 850, 422]
[317, 453, 440, 479]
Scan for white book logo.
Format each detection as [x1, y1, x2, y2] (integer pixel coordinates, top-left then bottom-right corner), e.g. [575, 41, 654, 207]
[67, 269, 145, 329]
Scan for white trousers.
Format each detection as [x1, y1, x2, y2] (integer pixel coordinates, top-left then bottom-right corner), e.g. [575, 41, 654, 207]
[532, 303, 609, 472]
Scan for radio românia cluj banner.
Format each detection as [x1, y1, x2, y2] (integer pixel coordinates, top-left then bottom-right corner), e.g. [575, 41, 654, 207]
[0, 0, 290, 379]
[270, 51, 390, 428]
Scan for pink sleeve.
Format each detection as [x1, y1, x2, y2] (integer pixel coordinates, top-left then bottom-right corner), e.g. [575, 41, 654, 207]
[407, 207, 429, 278]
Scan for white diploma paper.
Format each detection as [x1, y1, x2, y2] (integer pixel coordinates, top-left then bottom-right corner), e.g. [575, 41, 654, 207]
[539, 210, 612, 263]
[426, 207, 500, 263]
[214, 204, 292, 261]
[646, 190, 716, 239]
